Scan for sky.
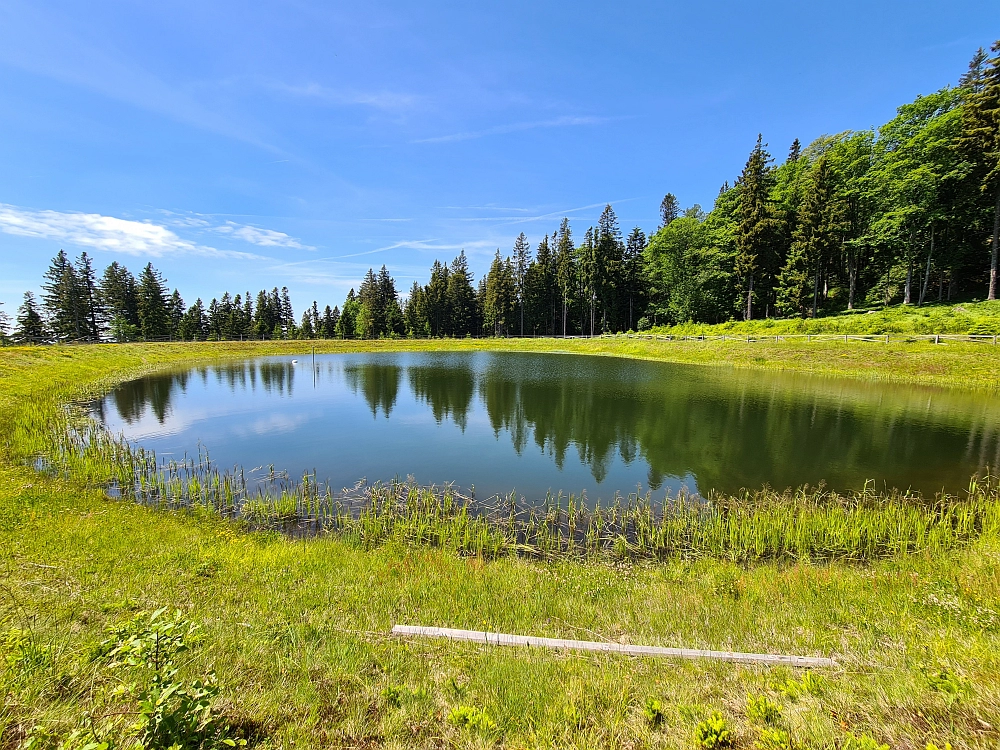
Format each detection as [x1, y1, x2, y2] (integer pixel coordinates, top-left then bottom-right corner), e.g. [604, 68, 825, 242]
[0, 0, 997, 319]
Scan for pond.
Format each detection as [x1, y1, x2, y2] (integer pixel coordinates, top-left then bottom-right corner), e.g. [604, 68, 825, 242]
[92, 351, 1000, 501]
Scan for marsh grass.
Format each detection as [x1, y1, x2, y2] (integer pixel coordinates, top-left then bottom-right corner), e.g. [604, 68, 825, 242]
[27, 409, 1000, 563]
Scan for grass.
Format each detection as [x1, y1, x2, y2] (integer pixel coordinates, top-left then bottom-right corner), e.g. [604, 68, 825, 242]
[647, 300, 1000, 337]
[2, 339, 1000, 748]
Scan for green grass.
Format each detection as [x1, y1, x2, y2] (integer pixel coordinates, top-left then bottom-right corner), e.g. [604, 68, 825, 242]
[649, 300, 1000, 337]
[2, 340, 1000, 748]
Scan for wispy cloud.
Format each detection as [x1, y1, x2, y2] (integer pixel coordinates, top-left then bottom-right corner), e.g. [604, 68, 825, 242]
[212, 221, 313, 250]
[330, 239, 497, 259]
[270, 81, 419, 111]
[0, 204, 266, 260]
[414, 116, 613, 144]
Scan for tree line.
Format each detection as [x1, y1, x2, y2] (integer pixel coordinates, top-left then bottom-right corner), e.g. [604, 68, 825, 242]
[3, 41, 998, 344]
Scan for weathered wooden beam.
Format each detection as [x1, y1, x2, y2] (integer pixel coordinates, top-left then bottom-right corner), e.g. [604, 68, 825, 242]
[391, 625, 836, 668]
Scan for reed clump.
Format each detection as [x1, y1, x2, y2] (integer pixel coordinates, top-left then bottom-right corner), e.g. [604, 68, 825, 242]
[25, 411, 1000, 562]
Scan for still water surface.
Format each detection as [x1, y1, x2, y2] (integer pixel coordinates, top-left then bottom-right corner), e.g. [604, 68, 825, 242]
[93, 352, 1000, 500]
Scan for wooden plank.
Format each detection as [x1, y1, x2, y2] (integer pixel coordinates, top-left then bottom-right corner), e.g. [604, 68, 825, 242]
[391, 625, 836, 668]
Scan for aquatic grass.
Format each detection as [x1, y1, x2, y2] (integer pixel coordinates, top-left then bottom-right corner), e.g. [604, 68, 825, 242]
[27, 411, 1000, 563]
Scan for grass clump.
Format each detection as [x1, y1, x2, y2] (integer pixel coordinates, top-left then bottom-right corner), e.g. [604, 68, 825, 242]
[695, 711, 732, 748]
[447, 705, 498, 735]
[746, 694, 782, 725]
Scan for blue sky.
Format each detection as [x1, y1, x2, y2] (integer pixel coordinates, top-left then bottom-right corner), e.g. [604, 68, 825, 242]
[0, 1, 996, 318]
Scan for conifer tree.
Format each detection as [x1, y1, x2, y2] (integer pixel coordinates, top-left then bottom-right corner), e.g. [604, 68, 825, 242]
[137, 263, 170, 339]
[447, 250, 476, 336]
[98, 262, 140, 334]
[512, 232, 530, 336]
[624, 227, 647, 330]
[14, 292, 47, 343]
[76, 252, 101, 340]
[0, 303, 10, 345]
[735, 135, 784, 319]
[554, 218, 575, 336]
[424, 260, 450, 336]
[178, 299, 206, 340]
[659, 194, 680, 228]
[169, 290, 185, 338]
[776, 156, 843, 317]
[957, 40, 1000, 299]
[41, 250, 83, 341]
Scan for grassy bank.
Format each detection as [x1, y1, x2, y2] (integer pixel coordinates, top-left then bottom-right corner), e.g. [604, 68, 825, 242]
[648, 300, 1000, 338]
[2, 341, 1000, 749]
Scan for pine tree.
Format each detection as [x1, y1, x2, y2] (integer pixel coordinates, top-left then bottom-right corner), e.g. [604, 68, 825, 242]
[624, 227, 647, 330]
[280, 287, 294, 336]
[178, 299, 206, 341]
[554, 218, 575, 336]
[512, 232, 530, 336]
[595, 205, 624, 331]
[0, 302, 10, 345]
[137, 263, 170, 339]
[735, 135, 784, 319]
[659, 194, 680, 229]
[404, 281, 428, 336]
[447, 250, 476, 336]
[98, 262, 140, 335]
[75, 252, 101, 340]
[484, 250, 515, 336]
[169, 290, 185, 338]
[424, 260, 450, 336]
[787, 138, 802, 163]
[41, 250, 83, 341]
[14, 292, 47, 343]
[957, 40, 1000, 299]
[338, 289, 358, 339]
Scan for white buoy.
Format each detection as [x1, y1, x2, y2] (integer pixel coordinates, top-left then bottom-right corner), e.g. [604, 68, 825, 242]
[291, 359, 298, 364]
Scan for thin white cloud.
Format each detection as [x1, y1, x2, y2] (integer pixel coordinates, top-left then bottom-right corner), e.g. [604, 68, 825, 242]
[414, 116, 612, 144]
[0, 204, 266, 261]
[213, 221, 313, 250]
[330, 239, 497, 259]
[271, 81, 419, 111]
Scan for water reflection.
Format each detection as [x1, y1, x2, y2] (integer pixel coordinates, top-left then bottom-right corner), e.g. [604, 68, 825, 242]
[344, 362, 401, 419]
[95, 353, 1000, 497]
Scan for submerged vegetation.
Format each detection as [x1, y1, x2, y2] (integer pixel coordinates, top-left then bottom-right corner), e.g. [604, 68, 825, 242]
[3, 341, 1000, 748]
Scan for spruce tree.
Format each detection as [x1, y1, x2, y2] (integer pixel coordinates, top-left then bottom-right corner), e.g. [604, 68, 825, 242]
[447, 251, 476, 336]
[624, 227, 647, 330]
[14, 292, 47, 343]
[787, 138, 802, 163]
[169, 290, 185, 338]
[659, 194, 680, 228]
[512, 232, 530, 336]
[957, 40, 1000, 299]
[137, 263, 170, 340]
[98, 262, 139, 333]
[554, 218, 575, 336]
[41, 250, 83, 341]
[75, 252, 101, 340]
[735, 135, 784, 319]
[0, 302, 10, 345]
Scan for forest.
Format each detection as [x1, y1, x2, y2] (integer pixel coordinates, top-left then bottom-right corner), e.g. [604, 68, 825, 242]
[2, 41, 998, 344]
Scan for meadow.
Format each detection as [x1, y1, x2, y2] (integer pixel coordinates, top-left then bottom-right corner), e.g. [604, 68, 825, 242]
[2, 338, 1000, 749]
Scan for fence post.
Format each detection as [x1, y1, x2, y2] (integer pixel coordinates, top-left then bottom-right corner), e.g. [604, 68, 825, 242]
[935, 334, 940, 344]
